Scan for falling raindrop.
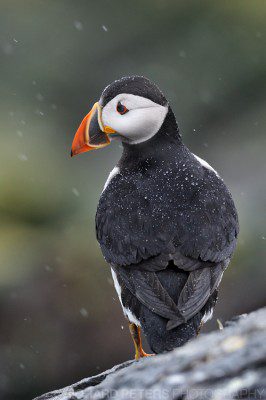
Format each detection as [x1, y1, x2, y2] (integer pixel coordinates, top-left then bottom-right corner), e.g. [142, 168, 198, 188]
[74, 20, 83, 31]
[18, 154, 28, 161]
[36, 93, 44, 101]
[35, 109, 44, 116]
[72, 187, 80, 197]
[80, 308, 88, 318]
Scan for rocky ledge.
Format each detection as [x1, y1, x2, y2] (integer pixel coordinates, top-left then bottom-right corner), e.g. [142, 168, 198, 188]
[34, 307, 266, 400]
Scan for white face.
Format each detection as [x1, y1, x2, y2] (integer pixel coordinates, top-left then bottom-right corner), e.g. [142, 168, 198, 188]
[101, 93, 168, 144]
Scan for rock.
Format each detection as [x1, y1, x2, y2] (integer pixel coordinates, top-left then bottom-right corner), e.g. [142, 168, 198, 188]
[34, 308, 266, 400]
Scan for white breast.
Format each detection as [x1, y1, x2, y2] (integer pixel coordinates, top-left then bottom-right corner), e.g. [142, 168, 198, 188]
[201, 307, 214, 324]
[193, 154, 219, 177]
[111, 269, 140, 326]
[102, 166, 120, 193]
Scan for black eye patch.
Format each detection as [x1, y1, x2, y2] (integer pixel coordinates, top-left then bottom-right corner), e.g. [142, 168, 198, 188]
[116, 102, 129, 115]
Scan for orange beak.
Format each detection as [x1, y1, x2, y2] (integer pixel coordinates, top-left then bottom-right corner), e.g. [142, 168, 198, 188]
[71, 102, 115, 157]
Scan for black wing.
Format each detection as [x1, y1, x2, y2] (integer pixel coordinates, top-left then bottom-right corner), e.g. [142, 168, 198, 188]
[96, 147, 238, 326]
[112, 264, 185, 327]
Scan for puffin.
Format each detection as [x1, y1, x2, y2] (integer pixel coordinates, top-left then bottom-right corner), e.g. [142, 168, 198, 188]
[71, 76, 239, 359]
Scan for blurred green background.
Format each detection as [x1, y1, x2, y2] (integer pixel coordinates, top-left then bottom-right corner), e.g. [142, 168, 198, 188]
[0, 1, 265, 399]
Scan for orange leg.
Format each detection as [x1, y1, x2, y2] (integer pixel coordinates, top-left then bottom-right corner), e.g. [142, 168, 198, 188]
[197, 321, 203, 336]
[128, 323, 154, 360]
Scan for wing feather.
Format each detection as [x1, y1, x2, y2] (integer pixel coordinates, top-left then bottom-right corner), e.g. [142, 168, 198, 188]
[177, 262, 226, 322]
[114, 266, 184, 325]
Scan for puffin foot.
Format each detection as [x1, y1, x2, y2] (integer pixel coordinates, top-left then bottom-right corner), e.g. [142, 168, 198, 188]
[128, 322, 155, 360]
[138, 349, 155, 358]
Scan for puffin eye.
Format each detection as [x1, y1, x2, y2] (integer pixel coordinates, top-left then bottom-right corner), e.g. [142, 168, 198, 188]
[116, 101, 128, 115]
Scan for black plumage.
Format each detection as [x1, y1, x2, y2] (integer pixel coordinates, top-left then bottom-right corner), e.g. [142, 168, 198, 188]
[114, 264, 218, 353]
[100, 75, 166, 107]
[95, 76, 239, 353]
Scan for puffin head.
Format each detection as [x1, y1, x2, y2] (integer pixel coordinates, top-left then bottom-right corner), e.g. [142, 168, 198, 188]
[71, 76, 174, 156]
